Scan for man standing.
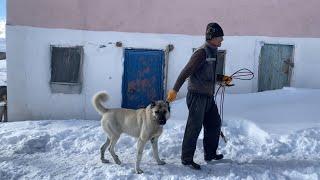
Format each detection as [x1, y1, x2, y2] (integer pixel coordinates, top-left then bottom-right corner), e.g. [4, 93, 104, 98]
[167, 22, 232, 170]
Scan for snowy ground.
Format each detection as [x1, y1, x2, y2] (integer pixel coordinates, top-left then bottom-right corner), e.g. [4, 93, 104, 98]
[0, 87, 320, 179]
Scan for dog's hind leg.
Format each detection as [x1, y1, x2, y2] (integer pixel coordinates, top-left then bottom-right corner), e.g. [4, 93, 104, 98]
[151, 137, 166, 165]
[135, 138, 147, 174]
[100, 137, 110, 163]
[108, 135, 121, 165]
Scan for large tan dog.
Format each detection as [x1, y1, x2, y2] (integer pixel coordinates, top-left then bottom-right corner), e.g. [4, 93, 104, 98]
[92, 91, 170, 174]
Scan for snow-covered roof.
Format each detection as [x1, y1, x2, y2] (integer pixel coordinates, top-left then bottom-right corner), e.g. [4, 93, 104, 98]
[0, 20, 6, 52]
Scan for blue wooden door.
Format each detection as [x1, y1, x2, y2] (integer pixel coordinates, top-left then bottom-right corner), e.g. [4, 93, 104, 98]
[258, 44, 294, 92]
[122, 49, 165, 109]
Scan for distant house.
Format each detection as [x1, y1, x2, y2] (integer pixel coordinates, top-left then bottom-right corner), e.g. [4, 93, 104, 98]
[6, 0, 320, 121]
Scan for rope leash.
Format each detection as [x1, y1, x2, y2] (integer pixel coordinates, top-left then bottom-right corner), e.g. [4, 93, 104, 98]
[215, 68, 254, 143]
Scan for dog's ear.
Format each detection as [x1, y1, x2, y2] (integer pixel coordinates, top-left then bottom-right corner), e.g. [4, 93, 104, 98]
[150, 101, 156, 108]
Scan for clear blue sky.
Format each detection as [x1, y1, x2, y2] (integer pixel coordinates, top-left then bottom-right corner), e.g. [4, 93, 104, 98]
[0, 0, 6, 20]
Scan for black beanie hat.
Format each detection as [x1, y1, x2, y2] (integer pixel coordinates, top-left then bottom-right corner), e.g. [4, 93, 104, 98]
[206, 22, 224, 40]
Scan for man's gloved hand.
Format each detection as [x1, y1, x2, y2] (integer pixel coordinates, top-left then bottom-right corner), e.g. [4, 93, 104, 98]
[223, 76, 233, 85]
[167, 89, 177, 102]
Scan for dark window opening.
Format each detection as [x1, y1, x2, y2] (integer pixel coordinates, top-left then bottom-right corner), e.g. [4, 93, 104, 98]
[50, 46, 83, 94]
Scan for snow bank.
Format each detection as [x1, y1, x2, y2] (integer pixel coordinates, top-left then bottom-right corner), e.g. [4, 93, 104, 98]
[1, 120, 319, 179]
[214, 87, 320, 134]
[0, 88, 319, 179]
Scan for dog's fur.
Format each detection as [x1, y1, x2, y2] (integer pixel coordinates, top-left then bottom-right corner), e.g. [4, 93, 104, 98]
[92, 91, 170, 174]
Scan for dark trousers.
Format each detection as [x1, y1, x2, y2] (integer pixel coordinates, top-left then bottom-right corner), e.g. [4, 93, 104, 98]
[181, 91, 221, 162]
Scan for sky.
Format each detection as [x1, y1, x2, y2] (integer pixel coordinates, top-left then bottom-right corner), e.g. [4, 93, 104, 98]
[0, 0, 6, 21]
[0, 0, 5, 38]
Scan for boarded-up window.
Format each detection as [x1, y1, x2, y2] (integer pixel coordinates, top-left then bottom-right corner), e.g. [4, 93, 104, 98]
[216, 50, 226, 74]
[50, 46, 83, 94]
[0, 52, 5, 60]
[192, 48, 226, 75]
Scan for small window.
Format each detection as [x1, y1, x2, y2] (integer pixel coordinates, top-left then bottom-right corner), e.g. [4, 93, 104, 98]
[0, 52, 5, 60]
[50, 46, 83, 94]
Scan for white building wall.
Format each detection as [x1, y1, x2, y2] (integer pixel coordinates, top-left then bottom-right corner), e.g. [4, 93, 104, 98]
[7, 25, 320, 121]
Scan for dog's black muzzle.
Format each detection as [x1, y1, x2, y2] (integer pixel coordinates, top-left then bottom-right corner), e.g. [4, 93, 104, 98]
[158, 119, 166, 125]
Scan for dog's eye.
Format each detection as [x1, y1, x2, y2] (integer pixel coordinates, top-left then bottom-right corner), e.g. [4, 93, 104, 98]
[155, 110, 159, 113]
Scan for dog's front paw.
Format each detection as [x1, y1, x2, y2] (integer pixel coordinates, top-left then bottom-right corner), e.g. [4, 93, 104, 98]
[157, 160, 166, 165]
[135, 168, 144, 174]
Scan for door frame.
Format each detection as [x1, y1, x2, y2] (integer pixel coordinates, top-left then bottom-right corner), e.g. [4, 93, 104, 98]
[253, 40, 296, 92]
[122, 45, 172, 107]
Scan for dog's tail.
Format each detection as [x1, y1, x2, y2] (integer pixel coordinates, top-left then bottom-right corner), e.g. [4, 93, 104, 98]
[92, 91, 109, 115]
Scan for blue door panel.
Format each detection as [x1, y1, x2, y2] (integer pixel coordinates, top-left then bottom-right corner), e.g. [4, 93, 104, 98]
[122, 49, 164, 109]
[258, 44, 293, 92]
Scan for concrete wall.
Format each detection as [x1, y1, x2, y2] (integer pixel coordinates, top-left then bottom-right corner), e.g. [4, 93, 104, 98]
[7, 0, 320, 38]
[7, 25, 320, 121]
